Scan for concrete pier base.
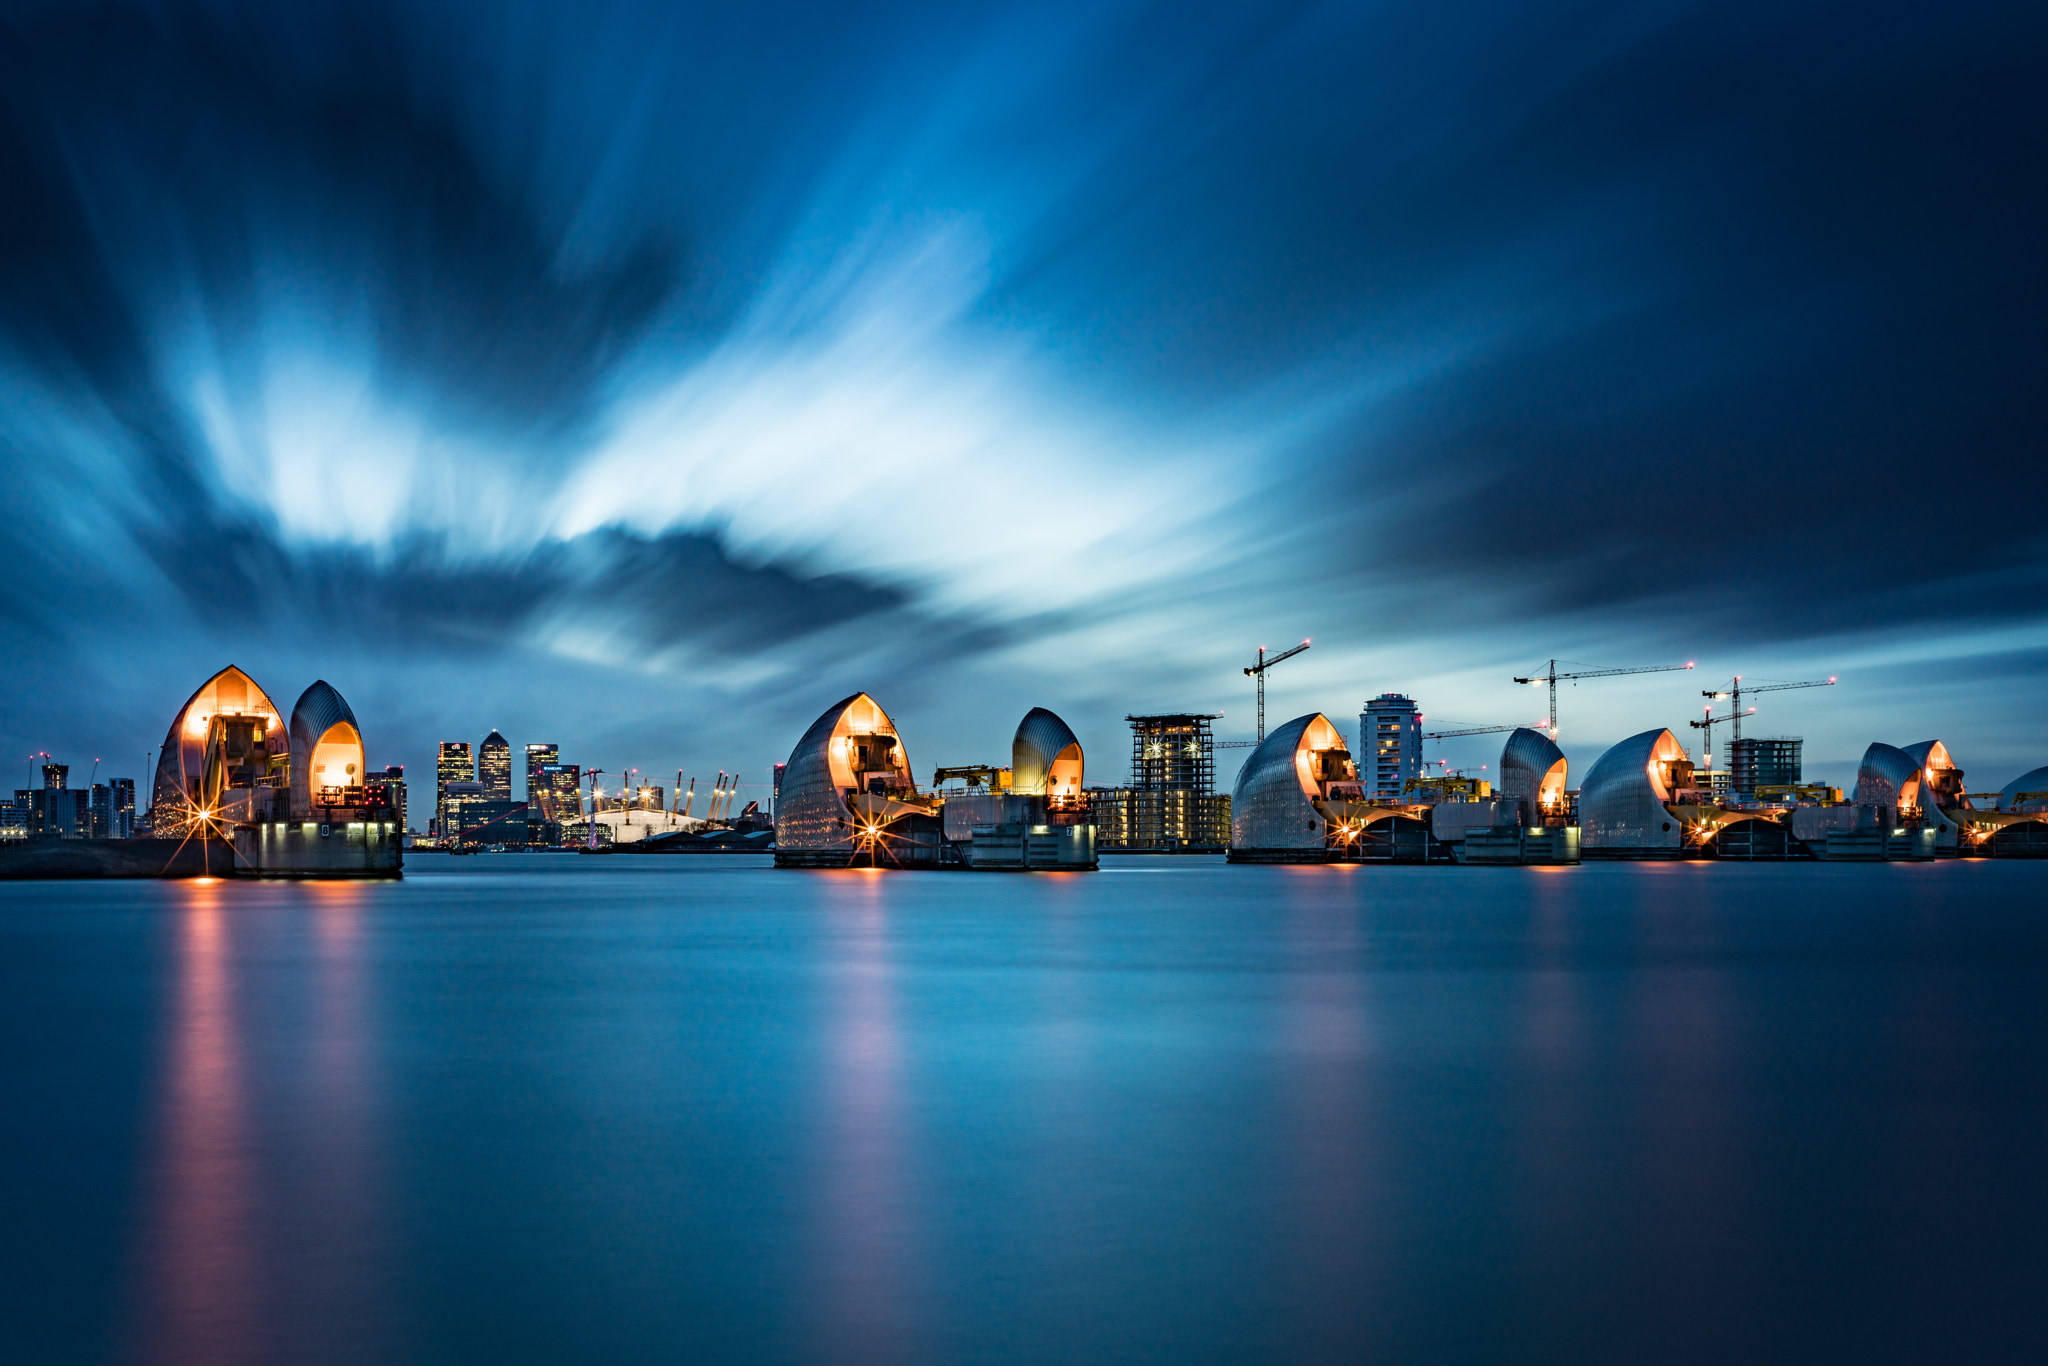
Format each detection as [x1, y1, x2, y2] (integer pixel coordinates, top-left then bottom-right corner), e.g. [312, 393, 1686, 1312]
[232, 820, 403, 878]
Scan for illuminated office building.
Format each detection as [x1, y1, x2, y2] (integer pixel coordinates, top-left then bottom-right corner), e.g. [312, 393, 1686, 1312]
[379, 766, 408, 831]
[478, 730, 512, 801]
[525, 743, 558, 802]
[437, 742, 473, 835]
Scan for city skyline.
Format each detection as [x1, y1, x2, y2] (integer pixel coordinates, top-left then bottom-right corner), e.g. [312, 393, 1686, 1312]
[1, 1, 2041, 797]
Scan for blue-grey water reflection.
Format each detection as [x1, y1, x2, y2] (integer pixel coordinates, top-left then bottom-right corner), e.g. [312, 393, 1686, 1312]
[3, 857, 2046, 1364]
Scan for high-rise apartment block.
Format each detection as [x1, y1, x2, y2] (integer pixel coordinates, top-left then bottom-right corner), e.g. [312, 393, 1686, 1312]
[14, 786, 86, 836]
[1359, 693, 1422, 799]
[478, 731, 512, 801]
[4, 764, 136, 838]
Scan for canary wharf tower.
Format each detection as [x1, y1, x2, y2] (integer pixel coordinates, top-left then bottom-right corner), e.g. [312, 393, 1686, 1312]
[479, 730, 512, 801]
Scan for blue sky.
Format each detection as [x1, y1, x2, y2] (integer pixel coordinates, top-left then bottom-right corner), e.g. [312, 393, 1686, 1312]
[2, 0, 2043, 802]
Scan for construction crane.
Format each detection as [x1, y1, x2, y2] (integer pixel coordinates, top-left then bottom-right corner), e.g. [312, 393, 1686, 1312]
[1512, 658, 1696, 735]
[1702, 675, 1838, 753]
[1688, 705, 1755, 774]
[1244, 639, 1310, 743]
[1422, 724, 1520, 742]
[1419, 722, 1550, 767]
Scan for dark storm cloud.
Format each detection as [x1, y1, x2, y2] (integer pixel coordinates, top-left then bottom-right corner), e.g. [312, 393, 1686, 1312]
[1, 0, 2044, 774]
[0, 0, 675, 442]
[274, 527, 922, 656]
[0, 0, 951, 672]
[1330, 0, 2048, 642]
[987, 1, 2048, 644]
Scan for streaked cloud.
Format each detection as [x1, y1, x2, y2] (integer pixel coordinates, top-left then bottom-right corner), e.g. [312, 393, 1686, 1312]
[1, 0, 2043, 784]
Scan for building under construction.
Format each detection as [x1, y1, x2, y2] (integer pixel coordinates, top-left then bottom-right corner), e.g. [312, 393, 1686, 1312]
[1729, 737, 1801, 798]
[1088, 714, 1232, 853]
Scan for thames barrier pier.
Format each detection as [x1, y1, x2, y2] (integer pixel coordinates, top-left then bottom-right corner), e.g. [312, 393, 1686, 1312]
[0, 665, 403, 881]
[768, 683, 2048, 870]
[774, 693, 1097, 870]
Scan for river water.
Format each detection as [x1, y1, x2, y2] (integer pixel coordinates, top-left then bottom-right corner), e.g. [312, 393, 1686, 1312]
[3, 855, 2045, 1364]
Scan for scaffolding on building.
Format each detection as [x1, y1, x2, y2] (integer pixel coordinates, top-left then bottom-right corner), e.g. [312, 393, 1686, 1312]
[1092, 714, 1229, 852]
[1128, 714, 1219, 796]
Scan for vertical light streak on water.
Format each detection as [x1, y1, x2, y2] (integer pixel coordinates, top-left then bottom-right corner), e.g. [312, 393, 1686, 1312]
[1272, 864, 1382, 1356]
[1516, 869, 1583, 1068]
[132, 885, 263, 1366]
[810, 871, 922, 1362]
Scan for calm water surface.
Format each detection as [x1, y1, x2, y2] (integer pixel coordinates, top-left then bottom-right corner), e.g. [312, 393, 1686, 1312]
[4, 856, 2046, 1364]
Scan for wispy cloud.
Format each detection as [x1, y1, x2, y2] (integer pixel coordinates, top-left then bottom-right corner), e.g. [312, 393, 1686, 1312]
[2, 0, 2044, 781]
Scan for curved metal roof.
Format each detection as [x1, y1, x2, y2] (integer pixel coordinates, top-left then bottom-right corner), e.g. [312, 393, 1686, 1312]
[1579, 728, 1687, 850]
[1497, 727, 1567, 826]
[776, 693, 913, 852]
[1852, 741, 1959, 847]
[1897, 739, 1964, 842]
[289, 680, 363, 818]
[1901, 740, 1953, 773]
[1998, 765, 2048, 813]
[1011, 707, 1082, 796]
[1230, 712, 1345, 851]
[150, 665, 288, 816]
[1851, 743, 1920, 809]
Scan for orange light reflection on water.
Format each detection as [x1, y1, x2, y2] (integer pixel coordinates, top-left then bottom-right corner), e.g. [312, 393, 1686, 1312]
[812, 880, 920, 1359]
[135, 881, 264, 1364]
